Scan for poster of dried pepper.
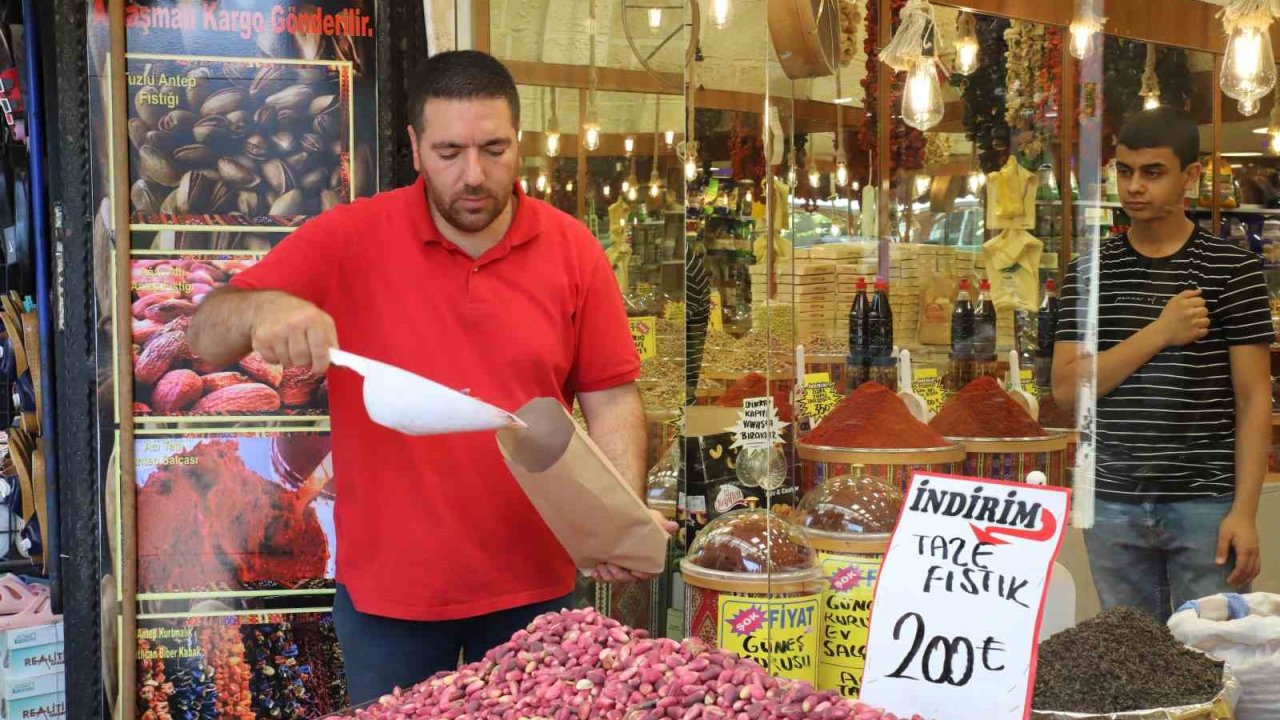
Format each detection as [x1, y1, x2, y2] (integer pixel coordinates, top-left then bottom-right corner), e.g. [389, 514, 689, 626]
[136, 611, 348, 720]
[135, 430, 335, 595]
[129, 253, 329, 421]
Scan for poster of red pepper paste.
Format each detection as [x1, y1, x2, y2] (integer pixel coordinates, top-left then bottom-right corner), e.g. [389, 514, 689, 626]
[135, 431, 335, 595]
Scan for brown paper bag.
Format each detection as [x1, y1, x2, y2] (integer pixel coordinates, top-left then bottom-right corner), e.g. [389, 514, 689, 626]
[497, 398, 668, 575]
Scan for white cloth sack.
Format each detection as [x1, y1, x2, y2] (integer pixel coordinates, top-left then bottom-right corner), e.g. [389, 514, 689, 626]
[1168, 592, 1280, 720]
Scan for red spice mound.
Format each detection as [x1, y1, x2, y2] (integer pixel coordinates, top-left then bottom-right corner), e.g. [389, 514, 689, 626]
[717, 372, 796, 423]
[138, 439, 328, 591]
[929, 376, 1048, 438]
[800, 382, 949, 449]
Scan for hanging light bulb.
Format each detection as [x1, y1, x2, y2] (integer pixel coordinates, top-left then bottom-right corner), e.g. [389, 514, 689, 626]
[566, 180, 575, 193]
[520, 178, 529, 193]
[649, 183, 660, 198]
[745, 189, 754, 205]
[545, 131, 561, 157]
[953, 13, 979, 76]
[624, 136, 636, 155]
[1068, 0, 1103, 61]
[711, 0, 730, 29]
[1069, 25, 1094, 60]
[967, 171, 985, 195]
[808, 166, 821, 189]
[582, 111, 601, 152]
[1270, 133, 1280, 155]
[535, 172, 548, 193]
[627, 184, 638, 202]
[1143, 94, 1161, 110]
[684, 158, 698, 182]
[1222, 24, 1277, 103]
[648, 6, 662, 30]
[787, 166, 798, 186]
[621, 178, 631, 194]
[852, 181, 860, 193]
[835, 160, 849, 187]
[1240, 96, 1262, 117]
[603, 184, 612, 198]
[914, 174, 931, 198]
[649, 168, 661, 198]
[664, 129, 676, 147]
[902, 57, 944, 131]
[1139, 44, 1162, 111]
[545, 88, 561, 158]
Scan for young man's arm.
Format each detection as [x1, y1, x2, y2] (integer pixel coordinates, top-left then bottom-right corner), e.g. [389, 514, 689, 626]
[1052, 289, 1209, 410]
[1219, 343, 1268, 586]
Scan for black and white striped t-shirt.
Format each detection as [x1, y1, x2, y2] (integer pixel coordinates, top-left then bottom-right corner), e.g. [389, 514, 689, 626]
[1057, 229, 1275, 501]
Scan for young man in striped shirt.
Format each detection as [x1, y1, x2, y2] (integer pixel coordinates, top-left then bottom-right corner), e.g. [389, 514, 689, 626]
[1053, 107, 1271, 621]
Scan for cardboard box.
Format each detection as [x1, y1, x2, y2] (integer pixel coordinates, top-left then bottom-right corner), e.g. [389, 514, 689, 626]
[3, 690, 66, 720]
[0, 623, 63, 680]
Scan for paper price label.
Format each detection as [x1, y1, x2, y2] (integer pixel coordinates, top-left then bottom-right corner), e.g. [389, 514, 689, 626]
[718, 594, 820, 684]
[818, 552, 881, 698]
[799, 375, 841, 425]
[1018, 368, 1040, 399]
[912, 368, 947, 414]
[729, 397, 788, 450]
[629, 316, 658, 361]
[710, 290, 725, 332]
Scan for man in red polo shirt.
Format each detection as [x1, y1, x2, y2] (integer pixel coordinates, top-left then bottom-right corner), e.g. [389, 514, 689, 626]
[188, 51, 671, 702]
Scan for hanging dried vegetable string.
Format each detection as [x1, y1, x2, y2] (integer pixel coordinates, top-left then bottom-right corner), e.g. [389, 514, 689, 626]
[860, 0, 926, 175]
[838, 0, 861, 66]
[953, 15, 1012, 172]
[1004, 21, 1051, 164]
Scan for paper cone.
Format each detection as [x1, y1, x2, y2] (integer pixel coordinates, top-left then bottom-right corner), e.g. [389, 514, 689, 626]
[329, 348, 525, 436]
[498, 398, 668, 575]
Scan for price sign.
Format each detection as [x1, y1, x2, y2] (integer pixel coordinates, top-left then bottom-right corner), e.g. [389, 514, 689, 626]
[860, 473, 1070, 720]
[912, 368, 947, 414]
[799, 372, 841, 425]
[710, 290, 725, 332]
[1018, 369, 1040, 399]
[629, 316, 657, 361]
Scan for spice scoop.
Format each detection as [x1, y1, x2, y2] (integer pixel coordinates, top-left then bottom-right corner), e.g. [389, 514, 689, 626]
[327, 348, 525, 436]
[1007, 349, 1040, 421]
[896, 349, 931, 422]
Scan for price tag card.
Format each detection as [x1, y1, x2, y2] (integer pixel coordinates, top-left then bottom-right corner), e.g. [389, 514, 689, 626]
[629, 316, 658, 361]
[1018, 368, 1040, 399]
[860, 473, 1070, 720]
[799, 373, 841, 425]
[710, 290, 725, 332]
[912, 368, 947, 414]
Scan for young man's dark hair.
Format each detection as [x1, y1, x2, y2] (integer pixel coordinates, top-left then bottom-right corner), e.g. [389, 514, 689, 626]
[1115, 106, 1200, 169]
[406, 50, 521, 134]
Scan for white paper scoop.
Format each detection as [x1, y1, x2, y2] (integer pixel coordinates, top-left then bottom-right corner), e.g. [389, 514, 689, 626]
[1008, 349, 1040, 421]
[328, 348, 526, 436]
[896, 348, 931, 422]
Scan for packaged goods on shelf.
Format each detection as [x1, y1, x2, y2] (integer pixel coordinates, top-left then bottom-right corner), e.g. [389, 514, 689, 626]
[806, 241, 877, 260]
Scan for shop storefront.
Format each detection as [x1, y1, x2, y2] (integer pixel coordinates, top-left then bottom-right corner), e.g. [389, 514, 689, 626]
[21, 0, 1280, 718]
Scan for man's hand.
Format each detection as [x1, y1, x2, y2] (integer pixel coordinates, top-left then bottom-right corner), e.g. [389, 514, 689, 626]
[1155, 288, 1210, 346]
[250, 292, 338, 374]
[1217, 509, 1261, 587]
[588, 510, 678, 584]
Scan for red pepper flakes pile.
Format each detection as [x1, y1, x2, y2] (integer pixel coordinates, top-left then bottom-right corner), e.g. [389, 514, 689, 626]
[800, 382, 948, 449]
[929, 376, 1047, 438]
[717, 372, 796, 423]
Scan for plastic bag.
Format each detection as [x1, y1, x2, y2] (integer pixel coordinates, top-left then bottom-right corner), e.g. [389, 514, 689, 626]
[1169, 593, 1280, 720]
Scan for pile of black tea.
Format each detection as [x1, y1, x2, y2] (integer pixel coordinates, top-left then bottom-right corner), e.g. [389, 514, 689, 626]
[1034, 606, 1224, 714]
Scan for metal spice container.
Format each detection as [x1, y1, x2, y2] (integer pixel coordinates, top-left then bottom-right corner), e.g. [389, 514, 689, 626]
[680, 509, 823, 685]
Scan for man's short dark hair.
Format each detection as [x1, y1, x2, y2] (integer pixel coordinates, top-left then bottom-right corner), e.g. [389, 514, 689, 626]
[407, 51, 520, 135]
[1116, 107, 1200, 169]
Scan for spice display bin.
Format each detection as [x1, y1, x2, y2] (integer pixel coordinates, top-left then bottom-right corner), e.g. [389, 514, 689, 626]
[945, 434, 1070, 486]
[701, 370, 797, 399]
[796, 444, 966, 495]
[681, 510, 823, 684]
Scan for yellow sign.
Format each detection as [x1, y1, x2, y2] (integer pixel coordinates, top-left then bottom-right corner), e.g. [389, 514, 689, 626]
[799, 373, 841, 424]
[629, 316, 658, 360]
[710, 290, 724, 332]
[717, 593, 820, 684]
[1019, 368, 1040, 399]
[913, 367, 947, 414]
[817, 551, 882, 699]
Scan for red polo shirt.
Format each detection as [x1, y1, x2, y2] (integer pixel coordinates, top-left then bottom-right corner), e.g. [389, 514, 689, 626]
[230, 177, 641, 620]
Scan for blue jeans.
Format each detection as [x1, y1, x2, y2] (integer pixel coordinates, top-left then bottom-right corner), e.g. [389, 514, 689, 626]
[1083, 497, 1243, 623]
[332, 585, 575, 705]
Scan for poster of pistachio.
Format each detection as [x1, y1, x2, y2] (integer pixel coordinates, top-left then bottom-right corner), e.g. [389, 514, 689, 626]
[127, 55, 354, 231]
